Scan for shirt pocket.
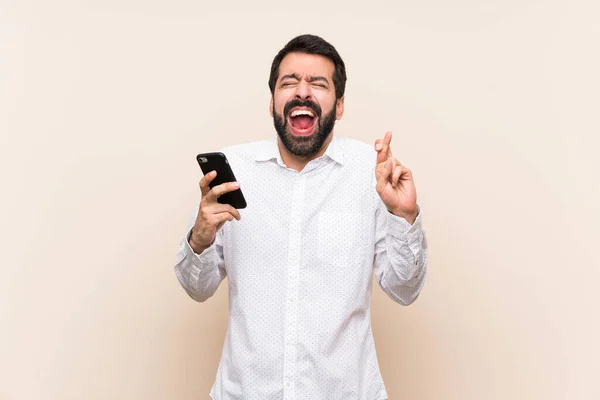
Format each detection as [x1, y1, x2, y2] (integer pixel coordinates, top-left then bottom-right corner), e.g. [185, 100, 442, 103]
[317, 211, 366, 272]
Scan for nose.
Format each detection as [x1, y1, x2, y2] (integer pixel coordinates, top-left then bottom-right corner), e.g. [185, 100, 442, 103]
[294, 80, 312, 100]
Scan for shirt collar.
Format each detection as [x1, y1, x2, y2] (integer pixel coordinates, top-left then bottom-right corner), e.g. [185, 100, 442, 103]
[255, 134, 345, 166]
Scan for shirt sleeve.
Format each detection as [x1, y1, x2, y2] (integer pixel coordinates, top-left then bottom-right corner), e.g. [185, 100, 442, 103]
[174, 202, 227, 302]
[372, 199, 428, 306]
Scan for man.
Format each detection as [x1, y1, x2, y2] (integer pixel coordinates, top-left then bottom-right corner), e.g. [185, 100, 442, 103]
[174, 34, 428, 400]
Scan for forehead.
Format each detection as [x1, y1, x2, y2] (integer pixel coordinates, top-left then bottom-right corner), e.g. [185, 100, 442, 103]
[278, 52, 335, 80]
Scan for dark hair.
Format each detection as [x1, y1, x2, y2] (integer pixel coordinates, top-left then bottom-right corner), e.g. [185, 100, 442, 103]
[268, 34, 347, 100]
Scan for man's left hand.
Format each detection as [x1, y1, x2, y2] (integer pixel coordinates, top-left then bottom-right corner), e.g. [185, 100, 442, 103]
[374, 131, 419, 224]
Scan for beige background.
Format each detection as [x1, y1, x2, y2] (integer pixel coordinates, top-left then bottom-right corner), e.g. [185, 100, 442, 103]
[1, 0, 599, 399]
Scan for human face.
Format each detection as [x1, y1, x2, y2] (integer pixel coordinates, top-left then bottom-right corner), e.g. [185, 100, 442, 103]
[270, 52, 344, 157]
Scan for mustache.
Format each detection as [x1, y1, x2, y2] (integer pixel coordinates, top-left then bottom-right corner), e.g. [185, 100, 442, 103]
[283, 99, 322, 118]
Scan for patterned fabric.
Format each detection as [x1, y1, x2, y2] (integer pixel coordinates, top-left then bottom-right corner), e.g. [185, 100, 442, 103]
[175, 134, 428, 400]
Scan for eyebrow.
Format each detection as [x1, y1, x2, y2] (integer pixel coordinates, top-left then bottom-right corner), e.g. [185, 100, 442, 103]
[307, 75, 329, 84]
[280, 73, 301, 81]
[280, 73, 330, 85]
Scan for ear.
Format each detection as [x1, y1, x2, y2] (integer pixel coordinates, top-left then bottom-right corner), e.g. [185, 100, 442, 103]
[335, 96, 345, 120]
[269, 97, 274, 117]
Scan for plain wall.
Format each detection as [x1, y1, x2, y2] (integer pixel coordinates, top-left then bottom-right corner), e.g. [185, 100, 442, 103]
[1, 0, 599, 399]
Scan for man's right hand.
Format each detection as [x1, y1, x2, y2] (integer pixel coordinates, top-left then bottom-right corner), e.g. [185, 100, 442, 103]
[189, 170, 241, 254]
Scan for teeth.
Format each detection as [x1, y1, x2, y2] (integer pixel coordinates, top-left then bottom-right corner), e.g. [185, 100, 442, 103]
[290, 109, 315, 117]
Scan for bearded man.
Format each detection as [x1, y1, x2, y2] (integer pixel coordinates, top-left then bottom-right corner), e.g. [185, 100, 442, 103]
[174, 33, 428, 400]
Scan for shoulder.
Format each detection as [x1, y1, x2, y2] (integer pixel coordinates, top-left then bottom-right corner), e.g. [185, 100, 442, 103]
[218, 138, 272, 164]
[334, 136, 378, 190]
[335, 135, 376, 165]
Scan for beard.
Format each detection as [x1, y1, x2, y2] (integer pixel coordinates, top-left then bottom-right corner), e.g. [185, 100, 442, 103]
[272, 99, 337, 157]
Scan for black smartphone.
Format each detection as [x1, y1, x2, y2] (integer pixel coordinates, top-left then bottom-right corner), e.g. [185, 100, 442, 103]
[196, 152, 247, 209]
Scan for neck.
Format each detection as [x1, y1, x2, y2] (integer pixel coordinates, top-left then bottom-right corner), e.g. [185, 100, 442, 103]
[277, 134, 334, 172]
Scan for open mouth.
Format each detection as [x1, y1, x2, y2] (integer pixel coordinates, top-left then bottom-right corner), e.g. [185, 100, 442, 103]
[287, 107, 317, 136]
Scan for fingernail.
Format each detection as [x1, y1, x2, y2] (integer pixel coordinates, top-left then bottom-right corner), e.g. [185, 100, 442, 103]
[375, 143, 382, 150]
[232, 182, 240, 188]
[385, 160, 390, 167]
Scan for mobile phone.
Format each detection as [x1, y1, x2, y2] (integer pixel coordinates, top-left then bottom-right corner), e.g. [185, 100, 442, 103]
[196, 152, 247, 209]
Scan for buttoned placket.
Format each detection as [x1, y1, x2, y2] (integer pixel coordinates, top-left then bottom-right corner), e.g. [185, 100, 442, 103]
[282, 171, 306, 400]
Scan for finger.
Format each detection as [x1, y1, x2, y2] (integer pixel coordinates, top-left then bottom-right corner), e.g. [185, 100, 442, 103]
[382, 131, 392, 152]
[376, 159, 393, 193]
[399, 167, 413, 181]
[206, 181, 241, 202]
[376, 131, 392, 164]
[376, 156, 396, 177]
[213, 211, 236, 226]
[383, 130, 392, 145]
[199, 170, 217, 196]
[392, 165, 403, 187]
[375, 135, 387, 164]
[204, 203, 241, 220]
[385, 131, 394, 159]
[374, 139, 382, 151]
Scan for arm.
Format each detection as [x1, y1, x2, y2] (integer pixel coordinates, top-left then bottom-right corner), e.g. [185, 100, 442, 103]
[373, 202, 428, 305]
[372, 131, 428, 305]
[174, 169, 241, 302]
[174, 202, 227, 303]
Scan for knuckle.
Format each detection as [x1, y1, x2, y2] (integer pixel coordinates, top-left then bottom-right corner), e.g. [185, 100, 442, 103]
[211, 186, 222, 196]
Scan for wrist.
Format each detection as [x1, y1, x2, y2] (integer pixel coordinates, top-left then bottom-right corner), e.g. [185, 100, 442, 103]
[188, 231, 211, 254]
[389, 207, 418, 224]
